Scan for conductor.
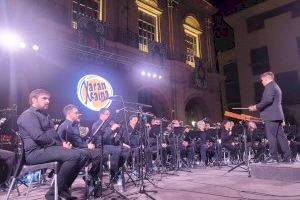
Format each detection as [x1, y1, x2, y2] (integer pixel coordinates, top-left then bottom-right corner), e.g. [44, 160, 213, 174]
[248, 72, 291, 163]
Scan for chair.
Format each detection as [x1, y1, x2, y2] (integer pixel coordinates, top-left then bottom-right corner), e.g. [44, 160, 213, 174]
[5, 131, 59, 200]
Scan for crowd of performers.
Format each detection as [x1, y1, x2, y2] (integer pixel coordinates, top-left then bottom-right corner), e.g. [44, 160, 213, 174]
[1, 88, 300, 200]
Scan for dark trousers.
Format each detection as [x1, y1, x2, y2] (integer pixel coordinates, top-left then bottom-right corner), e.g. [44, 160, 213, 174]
[103, 145, 130, 179]
[265, 121, 291, 160]
[81, 148, 102, 179]
[199, 144, 208, 163]
[180, 145, 194, 163]
[103, 145, 121, 175]
[222, 143, 239, 159]
[26, 146, 88, 192]
[0, 149, 15, 184]
[290, 141, 300, 160]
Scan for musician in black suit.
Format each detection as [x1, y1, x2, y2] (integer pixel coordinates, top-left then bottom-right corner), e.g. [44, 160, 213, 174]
[91, 108, 123, 181]
[249, 72, 291, 163]
[57, 104, 102, 197]
[17, 89, 88, 200]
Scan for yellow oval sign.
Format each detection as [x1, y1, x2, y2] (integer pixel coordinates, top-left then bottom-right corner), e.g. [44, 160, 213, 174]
[77, 74, 113, 111]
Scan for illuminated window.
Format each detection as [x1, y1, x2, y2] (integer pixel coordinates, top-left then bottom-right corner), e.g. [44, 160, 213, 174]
[72, 0, 103, 29]
[183, 16, 201, 67]
[136, 0, 162, 52]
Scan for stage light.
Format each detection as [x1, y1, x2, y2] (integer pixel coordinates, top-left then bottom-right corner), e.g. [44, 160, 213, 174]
[152, 74, 157, 78]
[147, 72, 151, 77]
[141, 71, 146, 76]
[191, 121, 196, 127]
[32, 44, 39, 51]
[158, 75, 162, 79]
[0, 31, 20, 49]
[19, 42, 26, 49]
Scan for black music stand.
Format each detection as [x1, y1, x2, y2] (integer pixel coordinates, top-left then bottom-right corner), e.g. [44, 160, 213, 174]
[227, 122, 251, 177]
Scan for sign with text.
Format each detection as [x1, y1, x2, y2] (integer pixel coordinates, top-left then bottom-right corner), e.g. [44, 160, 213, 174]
[77, 74, 113, 111]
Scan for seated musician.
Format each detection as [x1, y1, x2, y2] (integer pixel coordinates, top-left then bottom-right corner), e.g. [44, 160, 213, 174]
[247, 121, 264, 162]
[91, 108, 126, 183]
[221, 120, 239, 161]
[147, 118, 168, 170]
[168, 120, 184, 169]
[194, 120, 209, 166]
[57, 104, 102, 197]
[116, 115, 141, 172]
[17, 89, 88, 200]
[181, 125, 194, 166]
[205, 122, 216, 164]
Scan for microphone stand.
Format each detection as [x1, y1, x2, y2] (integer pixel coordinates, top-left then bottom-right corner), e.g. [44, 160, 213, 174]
[227, 121, 251, 177]
[153, 118, 176, 181]
[125, 106, 157, 200]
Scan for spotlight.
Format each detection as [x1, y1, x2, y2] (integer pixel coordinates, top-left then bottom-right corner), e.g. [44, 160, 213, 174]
[141, 71, 146, 76]
[158, 75, 162, 79]
[19, 42, 26, 49]
[147, 72, 151, 77]
[32, 44, 39, 51]
[152, 74, 157, 78]
[191, 121, 196, 127]
[0, 31, 20, 49]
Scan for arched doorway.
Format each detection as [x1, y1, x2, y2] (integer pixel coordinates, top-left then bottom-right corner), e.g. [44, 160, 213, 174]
[137, 89, 170, 118]
[185, 97, 209, 125]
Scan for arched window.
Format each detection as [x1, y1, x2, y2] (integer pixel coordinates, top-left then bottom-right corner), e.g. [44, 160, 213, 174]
[183, 16, 202, 67]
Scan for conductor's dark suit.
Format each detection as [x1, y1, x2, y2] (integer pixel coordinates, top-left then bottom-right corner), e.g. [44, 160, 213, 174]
[256, 81, 291, 161]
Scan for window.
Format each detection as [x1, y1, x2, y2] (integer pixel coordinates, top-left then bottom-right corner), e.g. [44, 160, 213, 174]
[183, 16, 201, 67]
[138, 11, 156, 52]
[185, 33, 197, 67]
[223, 62, 242, 111]
[254, 81, 264, 103]
[250, 46, 270, 75]
[72, 0, 103, 29]
[136, 0, 162, 52]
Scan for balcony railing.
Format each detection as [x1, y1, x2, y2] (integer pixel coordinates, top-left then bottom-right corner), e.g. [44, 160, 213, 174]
[75, 15, 168, 62]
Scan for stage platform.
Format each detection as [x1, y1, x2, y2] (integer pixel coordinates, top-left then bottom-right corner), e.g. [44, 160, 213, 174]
[1, 165, 300, 200]
[251, 162, 300, 182]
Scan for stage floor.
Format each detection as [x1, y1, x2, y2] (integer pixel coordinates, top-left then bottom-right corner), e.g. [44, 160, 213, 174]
[2, 164, 300, 200]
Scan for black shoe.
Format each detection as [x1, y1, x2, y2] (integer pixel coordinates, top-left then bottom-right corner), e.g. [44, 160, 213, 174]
[282, 158, 293, 164]
[59, 190, 78, 200]
[264, 158, 278, 164]
[45, 190, 62, 200]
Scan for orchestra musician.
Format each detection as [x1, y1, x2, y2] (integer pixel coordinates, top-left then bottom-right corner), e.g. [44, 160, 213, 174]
[194, 120, 209, 166]
[221, 119, 239, 162]
[181, 125, 194, 166]
[57, 104, 102, 197]
[17, 89, 88, 200]
[168, 120, 185, 169]
[246, 121, 264, 162]
[116, 115, 141, 172]
[91, 108, 125, 182]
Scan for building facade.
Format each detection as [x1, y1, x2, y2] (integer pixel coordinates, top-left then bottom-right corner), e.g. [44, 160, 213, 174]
[218, 0, 300, 128]
[0, 0, 222, 125]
